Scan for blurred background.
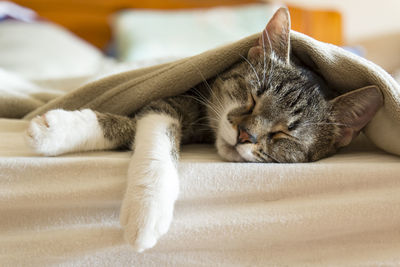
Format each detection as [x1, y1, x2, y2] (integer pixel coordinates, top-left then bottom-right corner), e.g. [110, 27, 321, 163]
[286, 0, 400, 43]
[1, 0, 400, 87]
[285, 0, 400, 76]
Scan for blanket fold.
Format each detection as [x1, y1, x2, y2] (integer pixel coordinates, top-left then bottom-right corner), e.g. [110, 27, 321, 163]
[6, 31, 400, 156]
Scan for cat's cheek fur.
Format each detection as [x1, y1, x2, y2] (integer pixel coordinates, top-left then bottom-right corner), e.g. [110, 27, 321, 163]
[217, 104, 240, 146]
[25, 109, 114, 156]
[218, 119, 237, 146]
[120, 113, 180, 252]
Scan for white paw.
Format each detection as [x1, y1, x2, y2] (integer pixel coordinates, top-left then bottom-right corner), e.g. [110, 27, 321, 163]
[25, 109, 102, 156]
[120, 157, 179, 252]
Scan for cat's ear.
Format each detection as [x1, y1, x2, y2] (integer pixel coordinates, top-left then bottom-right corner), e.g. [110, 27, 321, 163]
[248, 7, 291, 62]
[330, 85, 383, 148]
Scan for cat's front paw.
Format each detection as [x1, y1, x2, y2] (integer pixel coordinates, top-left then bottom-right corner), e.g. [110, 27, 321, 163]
[26, 109, 70, 156]
[26, 109, 99, 156]
[120, 158, 179, 252]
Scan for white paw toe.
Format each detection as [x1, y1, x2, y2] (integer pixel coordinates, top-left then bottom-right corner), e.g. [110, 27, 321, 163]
[26, 110, 65, 156]
[120, 160, 179, 252]
[25, 109, 103, 156]
[120, 190, 175, 252]
[122, 209, 174, 252]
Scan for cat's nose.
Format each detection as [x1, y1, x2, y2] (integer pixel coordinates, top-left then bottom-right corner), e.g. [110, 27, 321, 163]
[237, 125, 257, 144]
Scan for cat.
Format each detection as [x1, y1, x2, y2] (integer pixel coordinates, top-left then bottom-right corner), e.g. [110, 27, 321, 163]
[25, 7, 383, 252]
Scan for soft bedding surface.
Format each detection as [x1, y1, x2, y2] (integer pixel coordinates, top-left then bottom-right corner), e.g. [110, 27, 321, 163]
[1, 119, 400, 266]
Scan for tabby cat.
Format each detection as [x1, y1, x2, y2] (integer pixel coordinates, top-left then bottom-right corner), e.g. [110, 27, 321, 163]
[26, 8, 383, 252]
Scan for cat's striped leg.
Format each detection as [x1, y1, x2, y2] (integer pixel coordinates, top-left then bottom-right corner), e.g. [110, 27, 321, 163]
[26, 109, 135, 156]
[120, 107, 182, 252]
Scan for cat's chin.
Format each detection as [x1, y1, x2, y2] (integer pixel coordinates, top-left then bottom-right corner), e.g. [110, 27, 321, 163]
[235, 144, 260, 162]
[215, 136, 244, 162]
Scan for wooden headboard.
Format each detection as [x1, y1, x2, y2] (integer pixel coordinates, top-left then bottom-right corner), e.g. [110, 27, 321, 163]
[12, 0, 342, 49]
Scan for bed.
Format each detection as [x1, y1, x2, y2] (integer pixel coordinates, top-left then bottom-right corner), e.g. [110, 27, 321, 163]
[1, 1, 400, 266]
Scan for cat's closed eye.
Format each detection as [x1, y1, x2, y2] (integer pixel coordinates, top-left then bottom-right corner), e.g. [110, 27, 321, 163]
[287, 120, 300, 131]
[246, 92, 256, 114]
[268, 131, 288, 140]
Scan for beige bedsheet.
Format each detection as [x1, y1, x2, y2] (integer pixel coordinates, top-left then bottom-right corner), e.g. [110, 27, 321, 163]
[1, 118, 400, 266]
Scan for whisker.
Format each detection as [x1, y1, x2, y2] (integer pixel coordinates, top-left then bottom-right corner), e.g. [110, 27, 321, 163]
[183, 94, 222, 119]
[302, 122, 348, 127]
[193, 114, 217, 125]
[254, 151, 267, 162]
[187, 116, 208, 126]
[214, 75, 229, 107]
[253, 154, 265, 163]
[261, 30, 267, 87]
[204, 117, 222, 128]
[208, 86, 225, 112]
[188, 62, 213, 90]
[187, 62, 225, 112]
[256, 150, 280, 163]
[183, 114, 218, 133]
[204, 116, 220, 122]
[263, 28, 275, 87]
[238, 54, 261, 88]
[189, 79, 224, 117]
[193, 123, 217, 131]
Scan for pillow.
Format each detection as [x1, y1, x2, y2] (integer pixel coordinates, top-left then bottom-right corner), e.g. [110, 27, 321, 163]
[112, 3, 280, 62]
[0, 21, 104, 84]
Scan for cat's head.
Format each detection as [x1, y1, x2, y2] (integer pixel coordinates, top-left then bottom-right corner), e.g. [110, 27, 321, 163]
[212, 7, 383, 163]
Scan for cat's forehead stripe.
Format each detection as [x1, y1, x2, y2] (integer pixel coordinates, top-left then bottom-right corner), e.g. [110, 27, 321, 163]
[288, 90, 304, 108]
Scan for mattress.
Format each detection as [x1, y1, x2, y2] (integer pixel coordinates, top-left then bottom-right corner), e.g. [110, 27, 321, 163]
[1, 118, 400, 266]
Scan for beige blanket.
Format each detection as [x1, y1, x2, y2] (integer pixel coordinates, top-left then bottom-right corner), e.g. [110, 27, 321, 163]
[15, 31, 400, 157]
[1, 118, 400, 266]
